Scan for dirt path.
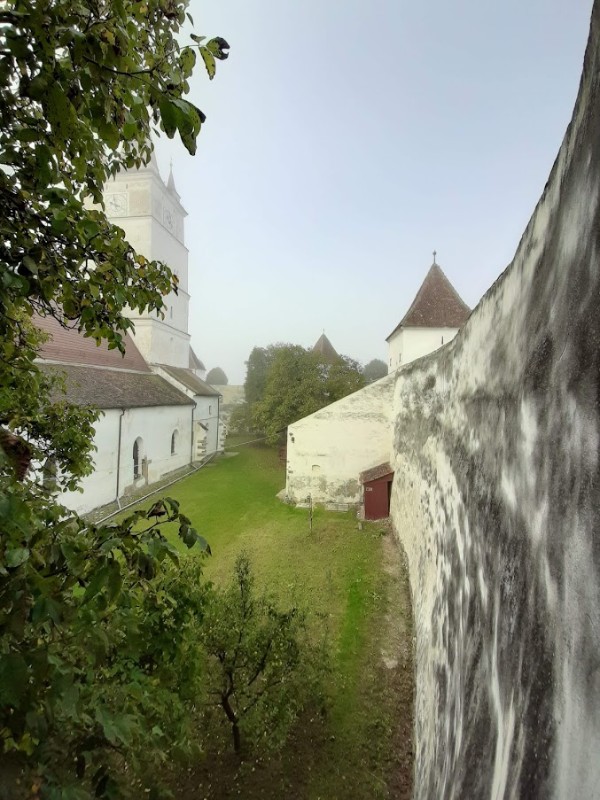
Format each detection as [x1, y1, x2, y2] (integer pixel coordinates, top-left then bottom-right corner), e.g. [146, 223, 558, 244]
[378, 524, 415, 799]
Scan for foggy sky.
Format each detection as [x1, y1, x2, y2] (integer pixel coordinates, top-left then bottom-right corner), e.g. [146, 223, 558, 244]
[154, 0, 593, 384]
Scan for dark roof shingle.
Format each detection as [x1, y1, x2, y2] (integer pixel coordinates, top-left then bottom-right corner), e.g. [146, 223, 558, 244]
[40, 364, 193, 409]
[386, 263, 470, 340]
[360, 463, 393, 484]
[159, 365, 221, 397]
[312, 333, 338, 363]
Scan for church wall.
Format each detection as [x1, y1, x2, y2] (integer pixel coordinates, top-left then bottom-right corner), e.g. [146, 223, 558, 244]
[388, 326, 460, 372]
[150, 226, 189, 291]
[58, 409, 122, 514]
[128, 318, 190, 369]
[193, 396, 221, 460]
[390, 5, 600, 796]
[59, 405, 193, 515]
[286, 376, 396, 506]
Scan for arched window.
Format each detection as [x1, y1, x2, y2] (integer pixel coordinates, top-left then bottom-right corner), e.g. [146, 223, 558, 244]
[133, 437, 144, 479]
[171, 430, 178, 455]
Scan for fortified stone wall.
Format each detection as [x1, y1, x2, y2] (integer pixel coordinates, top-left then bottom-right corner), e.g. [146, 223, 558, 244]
[390, 5, 600, 797]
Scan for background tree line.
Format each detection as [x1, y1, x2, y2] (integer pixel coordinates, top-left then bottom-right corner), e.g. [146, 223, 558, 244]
[231, 346, 388, 442]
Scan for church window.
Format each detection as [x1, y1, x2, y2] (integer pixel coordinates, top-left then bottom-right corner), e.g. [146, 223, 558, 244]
[209, 405, 212, 415]
[133, 437, 144, 479]
[171, 430, 178, 455]
[170, 306, 173, 319]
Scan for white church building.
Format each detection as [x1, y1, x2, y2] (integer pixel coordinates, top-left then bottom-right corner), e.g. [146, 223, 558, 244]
[285, 259, 470, 518]
[36, 156, 222, 515]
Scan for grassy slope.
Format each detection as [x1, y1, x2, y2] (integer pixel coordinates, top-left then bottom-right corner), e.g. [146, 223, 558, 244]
[124, 443, 412, 799]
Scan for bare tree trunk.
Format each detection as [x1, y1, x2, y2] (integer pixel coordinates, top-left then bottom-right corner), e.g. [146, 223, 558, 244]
[221, 695, 242, 754]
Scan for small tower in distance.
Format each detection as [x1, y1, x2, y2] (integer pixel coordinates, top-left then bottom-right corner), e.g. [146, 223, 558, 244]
[312, 332, 339, 364]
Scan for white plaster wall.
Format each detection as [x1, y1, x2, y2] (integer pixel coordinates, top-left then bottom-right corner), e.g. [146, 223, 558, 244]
[152, 366, 222, 459]
[59, 409, 122, 514]
[130, 318, 190, 368]
[194, 395, 221, 458]
[286, 376, 396, 505]
[388, 326, 459, 372]
[58, 405, 193, 514]
[105, 167, 191, 367]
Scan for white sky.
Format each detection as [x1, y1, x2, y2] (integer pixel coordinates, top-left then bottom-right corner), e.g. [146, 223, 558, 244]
[154, 0, 594, 384]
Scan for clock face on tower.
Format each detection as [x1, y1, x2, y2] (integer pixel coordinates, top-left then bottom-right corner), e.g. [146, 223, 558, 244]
[105, 192, 127, 216]
[163, 206, 175, 232]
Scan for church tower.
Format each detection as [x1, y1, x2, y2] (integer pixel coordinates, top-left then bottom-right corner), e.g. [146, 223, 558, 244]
[103, 153, 191, 368]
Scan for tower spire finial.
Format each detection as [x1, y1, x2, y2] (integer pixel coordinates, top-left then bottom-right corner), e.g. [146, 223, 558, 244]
[433, 249, 437, 265]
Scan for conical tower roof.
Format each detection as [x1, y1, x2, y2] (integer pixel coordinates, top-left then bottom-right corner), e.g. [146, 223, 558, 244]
[167, 163, 181, 200]
[386, 261, 470, 341]
[312, 332, 339, 363]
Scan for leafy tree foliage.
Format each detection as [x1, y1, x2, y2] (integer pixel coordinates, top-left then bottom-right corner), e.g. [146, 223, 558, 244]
[198, 554, 328, 755]
[0, 1, 227, 795]
[244, 346, 277, 405]
[362, 358, 388, 383]
[251, 345, 365, 443]
[206, 366, 228, 385]
[0, 493, 211, 796]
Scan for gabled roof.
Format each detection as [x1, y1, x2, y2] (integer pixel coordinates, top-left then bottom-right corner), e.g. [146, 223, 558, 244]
[35, 314, 150, 372]
[40, 364, 194, 409]
[159, 365, 221, 397]
[386, 263, 470, 340]
[312, 333, 338, 363]
[360, 462, 393, 484]
[189, 346, 205, 372]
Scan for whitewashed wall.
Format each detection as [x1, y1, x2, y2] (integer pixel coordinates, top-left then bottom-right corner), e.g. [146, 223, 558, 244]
[105, 167, 191, 368]
[59, 405, 193, 515]
[389, 5, 600, 796]
[286, 377, 396, 505]
[193, 395, 221, 459]
[130, 318, 190, 368]
[388, 326, 460, 372]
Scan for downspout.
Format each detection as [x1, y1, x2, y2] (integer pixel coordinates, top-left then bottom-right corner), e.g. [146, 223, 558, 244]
[217, 394, 221, 453]
[190, 400, 196, 464]
[115, 408, 125, 509]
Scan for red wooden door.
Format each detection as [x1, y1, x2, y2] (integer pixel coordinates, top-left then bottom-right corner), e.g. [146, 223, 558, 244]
[364, 476, 390, 520]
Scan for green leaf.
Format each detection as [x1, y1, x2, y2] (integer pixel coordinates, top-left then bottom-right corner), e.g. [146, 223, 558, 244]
[179, 46, 196, 74]
[0, 653, 28, 707]
[22, 255, 38, 275]
[159, 98, 178, 139]
[83, 564, 109, 602]
[206, 37, 230, 60]
[200, 46, 216, 80]
[107, 561, 122, 602]
[5, 547, 30, 568]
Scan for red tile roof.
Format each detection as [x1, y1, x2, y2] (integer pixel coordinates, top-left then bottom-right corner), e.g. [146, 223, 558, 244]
[386, 263, 470, 340]
[34, 314, 150, 372]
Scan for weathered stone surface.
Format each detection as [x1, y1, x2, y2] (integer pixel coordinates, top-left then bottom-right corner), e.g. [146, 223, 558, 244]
[391, 5, 600, 797]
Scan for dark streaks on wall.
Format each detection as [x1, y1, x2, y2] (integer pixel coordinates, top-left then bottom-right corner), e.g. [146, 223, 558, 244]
[390, 4, 600, 797]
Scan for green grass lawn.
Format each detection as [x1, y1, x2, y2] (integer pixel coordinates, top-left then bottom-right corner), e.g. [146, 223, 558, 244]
[121, 441, 413, 799]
